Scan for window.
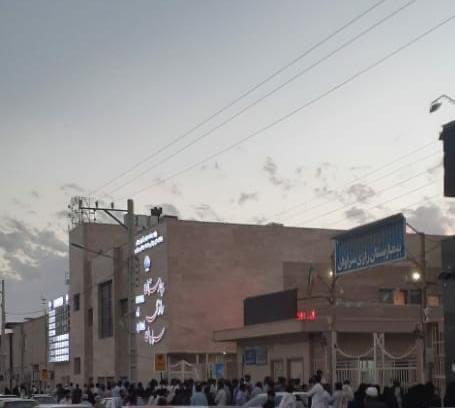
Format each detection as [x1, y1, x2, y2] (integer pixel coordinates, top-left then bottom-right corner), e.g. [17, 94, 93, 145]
[379, 289, 394, 304]
[88, 308, 93, 327]
[393, 290, 407, 305]
[379, 289, 411, 305]
[408, 289, 422, 305]
[98, 280, 113, 338]
[74, 357, 81, 375]
[120, 298, 128, 317]
[73, 294, 80, 311]
[427, 295, 440, 307]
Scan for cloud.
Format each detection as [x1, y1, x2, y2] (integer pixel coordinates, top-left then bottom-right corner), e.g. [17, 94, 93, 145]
[55, 210, 69, 219]
[250, 216, 268, 225]
[345, 206, 371, 224]
[405, 203, 454, 235]
[426, 159, 443, 176]
[193, 204, 222, 222]
[170, 184, 182, 196]
[30, 190, 40, 199]
[346, 183, 375, 203]
[160, 203, 180, 217]
[238, 192, 258, 205]
[0, 217, 67, 280]
[263, 157, 293, 191]
[60, 183, 84, 193]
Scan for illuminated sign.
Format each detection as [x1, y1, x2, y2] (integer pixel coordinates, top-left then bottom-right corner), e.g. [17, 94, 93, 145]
[296, 310, 317, 321]
[144, 326, 165, 346]
[136, 320, 146, 333]
[144, 277, 165, 297]
[48, 294, 70, 363]
[145, 299, 165, 324]
[135, 238, 166, 347]
[135, 231, 164, 254]
[144, 256, 151, 272]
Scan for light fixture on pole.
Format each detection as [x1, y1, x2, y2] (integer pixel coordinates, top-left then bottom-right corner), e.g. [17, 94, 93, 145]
[429, 94, 455, 113]
[411, 271, 422, 282]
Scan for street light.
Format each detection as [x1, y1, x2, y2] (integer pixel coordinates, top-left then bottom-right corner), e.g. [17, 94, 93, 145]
[412, 271, 422, 282]
[429, 94, 455, 113]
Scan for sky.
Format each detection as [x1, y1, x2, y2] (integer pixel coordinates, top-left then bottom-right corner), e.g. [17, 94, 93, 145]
[1, 0, 455, 318]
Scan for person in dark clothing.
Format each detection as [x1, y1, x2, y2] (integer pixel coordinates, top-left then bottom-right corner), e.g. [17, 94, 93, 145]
[204, 385, 216, 406]
[364, 387, 387, 408]
[72, 384, 82, 404]
[263, 389, 275, 408]
[444, 382, 455, 407]
[381, 387, 397, 408]
[348, 383, 368, 408]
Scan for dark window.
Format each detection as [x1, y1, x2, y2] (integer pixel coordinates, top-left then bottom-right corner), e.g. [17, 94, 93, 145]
[74, 357, 81, 375]
[98, 280, 113, 338]
[120, 298, 128, 317]
[88, 308, 93, 327]
[73, 294, 80, 311]
[379, 289, 394, 304]
[408, 289, 422, 305]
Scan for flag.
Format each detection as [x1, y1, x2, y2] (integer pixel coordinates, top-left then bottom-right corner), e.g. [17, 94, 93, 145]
[307, 264, 315, 297]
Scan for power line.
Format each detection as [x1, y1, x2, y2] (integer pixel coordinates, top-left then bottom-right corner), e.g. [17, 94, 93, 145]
[124, 13, 455, 200]
[319, 183, 441, 229]
[273, 141, 437, 220]
[296, 166, 441, 226]
[279, 148, 440, 223]
[111, 0, 418, 196]
[90, 0, 389, 195]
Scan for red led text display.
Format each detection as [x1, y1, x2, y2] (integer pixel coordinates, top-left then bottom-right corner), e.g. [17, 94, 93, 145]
[296, 309, 317, 321]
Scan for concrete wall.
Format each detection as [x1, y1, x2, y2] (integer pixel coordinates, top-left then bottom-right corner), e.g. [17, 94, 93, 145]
[165, 220, 335, 355]
[3, 316, 47, 391]
[237, 334, 311, 384]
[69, 223, 127, 385]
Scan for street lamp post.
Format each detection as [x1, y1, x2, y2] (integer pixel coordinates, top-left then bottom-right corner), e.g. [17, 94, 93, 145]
[429, 94, 455, 113]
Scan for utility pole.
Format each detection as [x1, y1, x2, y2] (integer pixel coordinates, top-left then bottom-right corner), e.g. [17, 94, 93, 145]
[127, 199, 137, 383]
[1, 280, 5, 391]
[78, 199, 136, 381]
[419, 232, 428, 383]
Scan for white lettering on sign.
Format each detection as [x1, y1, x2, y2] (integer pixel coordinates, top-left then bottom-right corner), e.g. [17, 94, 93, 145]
[135, 294, 145, 304]
[145, 299, 165, 324]
[144, 277, 165, 297]
[134, 231, 164, 254]
[136, 320, 146, 333]
[144, 326, 165, 346]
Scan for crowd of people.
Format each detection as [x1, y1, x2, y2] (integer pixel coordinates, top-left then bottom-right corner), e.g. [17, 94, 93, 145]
[9, 371, 455, 408]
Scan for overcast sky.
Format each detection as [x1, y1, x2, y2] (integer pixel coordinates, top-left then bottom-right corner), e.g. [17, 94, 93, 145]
[1, 0, 455, 317]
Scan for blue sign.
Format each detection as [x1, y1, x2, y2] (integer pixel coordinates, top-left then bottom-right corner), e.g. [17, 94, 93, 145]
[213, 363, 225, 379]
[335, 214, 406, 275]
[244, 348, 256, 365]
[243, 347, 268, 366]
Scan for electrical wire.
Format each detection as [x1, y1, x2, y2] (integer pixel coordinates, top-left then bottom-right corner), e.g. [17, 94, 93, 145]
[272, 141, 437, 219]
[320, 184, 442, 229]
[279, 148, 440, 223]
[110, 0, 418, 196]
[90, 0, 389, 195]
[122, 13, 455, 200]
[296, 166, 441, 226]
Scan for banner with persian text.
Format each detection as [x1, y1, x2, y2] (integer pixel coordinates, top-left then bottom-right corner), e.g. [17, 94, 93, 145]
[335, 213, 406, 275]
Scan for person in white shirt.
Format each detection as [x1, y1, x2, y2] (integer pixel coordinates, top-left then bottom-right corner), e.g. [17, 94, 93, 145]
[278, 386, 297, 408]
[300, 376, 327, 408]
[215, 381, 227, 406]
